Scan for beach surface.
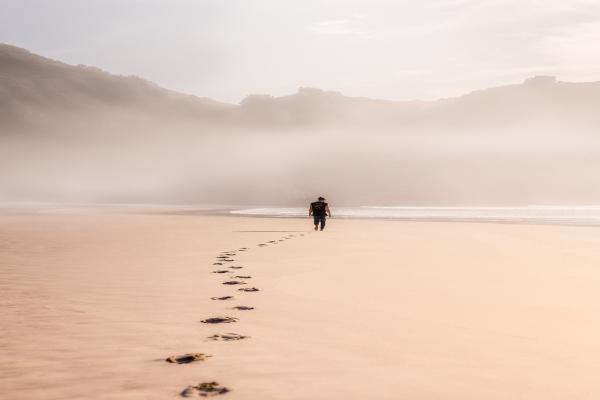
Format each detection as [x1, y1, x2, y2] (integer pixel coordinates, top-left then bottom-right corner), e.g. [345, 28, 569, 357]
[2, 207, 600, 399]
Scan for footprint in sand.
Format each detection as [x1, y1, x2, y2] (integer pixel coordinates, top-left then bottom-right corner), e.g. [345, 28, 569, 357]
[211, 296, 234, 300]
[181, 382, 230, 397]
[212, 270, 229, 274]
[213, 262, 224, 266]
[229, 266, 243, 270]
[201, 317, 238, 324]
[222, 280, 246, 285]
[165, 353, 209, 364]
[232, 306, 254, 311]
[232, 275, 251, 279]
[257, 243, 267, 247]
[238, 287, 259, 292]
[207, 333, 249, 341]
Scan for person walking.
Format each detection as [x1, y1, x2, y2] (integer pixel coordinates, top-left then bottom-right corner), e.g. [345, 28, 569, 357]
[309, 196, 331, 231]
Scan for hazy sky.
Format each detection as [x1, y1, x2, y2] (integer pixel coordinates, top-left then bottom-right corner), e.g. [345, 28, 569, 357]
[2, 0, 600, 104]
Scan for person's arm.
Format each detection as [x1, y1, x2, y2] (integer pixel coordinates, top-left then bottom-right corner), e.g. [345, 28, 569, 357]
[326, 205, 331, 217]
[309, 204, 313, 216]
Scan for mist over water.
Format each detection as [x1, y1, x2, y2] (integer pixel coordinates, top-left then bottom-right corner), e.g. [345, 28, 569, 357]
[230, 206, 600, 225]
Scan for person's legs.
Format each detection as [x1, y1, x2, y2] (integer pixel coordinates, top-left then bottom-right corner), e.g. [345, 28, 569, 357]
[313, 216, 319, 230]
[319, 216, 326, 230]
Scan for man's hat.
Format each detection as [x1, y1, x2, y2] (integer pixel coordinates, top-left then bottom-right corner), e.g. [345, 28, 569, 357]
[318, 196, 325, 201]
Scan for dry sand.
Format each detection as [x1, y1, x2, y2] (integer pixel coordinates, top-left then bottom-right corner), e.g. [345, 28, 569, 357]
[2, 207, 600, 399]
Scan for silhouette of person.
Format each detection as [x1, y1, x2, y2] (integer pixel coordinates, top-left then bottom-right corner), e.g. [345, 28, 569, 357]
[309, 196, 331, 231]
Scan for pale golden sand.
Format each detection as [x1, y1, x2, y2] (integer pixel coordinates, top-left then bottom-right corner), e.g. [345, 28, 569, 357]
[2, 207, 600, 399]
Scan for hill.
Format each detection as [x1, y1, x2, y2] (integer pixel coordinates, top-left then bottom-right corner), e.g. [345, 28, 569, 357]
[0, 43, 233, 134]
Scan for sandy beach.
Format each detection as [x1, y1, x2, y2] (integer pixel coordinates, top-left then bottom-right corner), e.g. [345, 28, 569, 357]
[2, 207, 600, 399]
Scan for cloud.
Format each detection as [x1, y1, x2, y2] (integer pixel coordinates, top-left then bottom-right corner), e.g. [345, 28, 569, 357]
[306, 16, 371, 38]
[380, 21, 453, 39]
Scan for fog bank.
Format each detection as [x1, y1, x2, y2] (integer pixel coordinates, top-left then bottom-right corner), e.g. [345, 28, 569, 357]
[2, 44, 600, 206]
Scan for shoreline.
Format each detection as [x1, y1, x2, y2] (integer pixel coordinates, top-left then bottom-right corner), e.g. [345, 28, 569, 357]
[4, 203, 600, 227]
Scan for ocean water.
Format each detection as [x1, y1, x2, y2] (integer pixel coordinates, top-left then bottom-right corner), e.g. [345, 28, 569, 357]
[230, 206, 600, 226]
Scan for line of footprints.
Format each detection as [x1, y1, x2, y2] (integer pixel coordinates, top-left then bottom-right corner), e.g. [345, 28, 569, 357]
[165, 232, 306, 397]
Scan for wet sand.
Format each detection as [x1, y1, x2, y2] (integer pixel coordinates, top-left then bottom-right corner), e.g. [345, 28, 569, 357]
[2, 207, 600, 399]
